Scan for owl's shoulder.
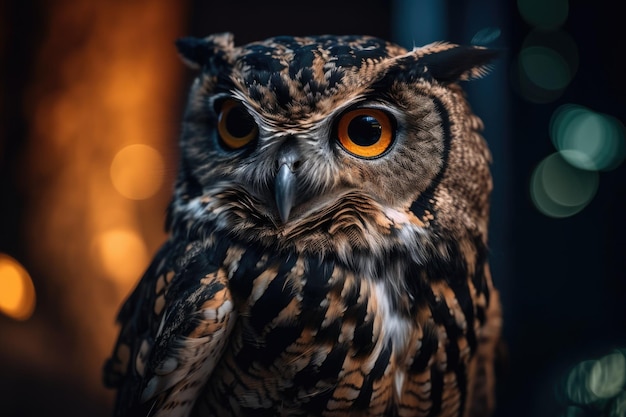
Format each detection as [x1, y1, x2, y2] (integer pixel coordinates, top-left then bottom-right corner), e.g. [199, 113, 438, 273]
[103, 234, 237, 415]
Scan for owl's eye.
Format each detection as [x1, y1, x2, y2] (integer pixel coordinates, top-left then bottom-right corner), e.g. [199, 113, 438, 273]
[336, 108, 395, 158]
[217, 99, 258, 150]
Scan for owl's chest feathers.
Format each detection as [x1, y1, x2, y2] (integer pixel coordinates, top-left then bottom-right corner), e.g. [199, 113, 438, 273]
[202, 229, 485, 411]
[173, 196, 487, 410]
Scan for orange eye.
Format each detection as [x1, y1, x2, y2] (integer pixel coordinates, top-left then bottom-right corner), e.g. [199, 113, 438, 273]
[336, 108, 394, 158]
[217, 99, 258, 150]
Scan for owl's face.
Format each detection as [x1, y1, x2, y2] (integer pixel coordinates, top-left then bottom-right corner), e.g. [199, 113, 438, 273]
[171, 33, 495, 261]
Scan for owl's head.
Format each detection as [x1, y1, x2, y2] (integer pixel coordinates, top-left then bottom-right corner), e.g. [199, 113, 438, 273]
[170, 33, 496, 262]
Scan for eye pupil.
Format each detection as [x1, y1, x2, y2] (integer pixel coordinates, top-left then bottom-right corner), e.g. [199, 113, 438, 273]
[336, 108, 394, 158]
[347, 115, 382, 147]
[217, 99, 258, 150]
[225, 106, 256, 138]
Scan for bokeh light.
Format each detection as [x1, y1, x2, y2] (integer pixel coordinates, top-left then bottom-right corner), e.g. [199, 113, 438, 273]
[517, 0, 569, 28]
[525, 30, 579, 73]
[560, 405, 586, 417]
[92, 228, 150, 286]
[17, 0, 184, 402]
[551, 104, 626, 171]
[0, 253, 36, 321]
[470, 27, 501, 45]
[514, 30, 578, 103]
[530, 152, 599, 218]
[515, 47, 570, 103]
[110, 144, 165, 200]
[559, 350, 626, 415]
[612, 392, 626, 417]
[565, 360, 599, 405]
[587, 352, 626, 399]
[520, 46, 571, 91]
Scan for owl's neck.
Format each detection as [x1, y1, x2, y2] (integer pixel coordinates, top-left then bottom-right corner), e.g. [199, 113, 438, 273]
[168, 193, 490, 330]
[168, 185, 485, 279]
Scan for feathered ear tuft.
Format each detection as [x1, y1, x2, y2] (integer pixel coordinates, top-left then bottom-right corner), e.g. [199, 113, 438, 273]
[413, 42, 499, 83]
[175, 32, 235, 71]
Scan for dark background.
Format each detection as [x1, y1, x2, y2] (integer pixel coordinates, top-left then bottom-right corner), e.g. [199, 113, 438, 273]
[1, 1, 625, 416]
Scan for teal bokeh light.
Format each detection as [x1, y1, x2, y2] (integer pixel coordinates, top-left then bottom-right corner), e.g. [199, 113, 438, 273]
[517, 0, 569, 28]
[551, 104, 626, 171]
[515, 30, 578, 103]
[566, 360, 599, 404]
[530, 152, 599, 218]
[558, 350, 626, 416]
[560, 405, 586, 417]
[520, 46, 571, 91]
[587, 352, 626, 399]
[612, 392, 626, 417]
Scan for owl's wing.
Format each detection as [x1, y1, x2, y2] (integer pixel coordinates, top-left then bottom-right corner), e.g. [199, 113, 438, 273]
[103, 238, 235, 417]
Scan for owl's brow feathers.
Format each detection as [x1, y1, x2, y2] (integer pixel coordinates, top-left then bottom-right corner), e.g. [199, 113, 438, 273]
[184, 35, 493, 127]
[225, 35, 409, 122]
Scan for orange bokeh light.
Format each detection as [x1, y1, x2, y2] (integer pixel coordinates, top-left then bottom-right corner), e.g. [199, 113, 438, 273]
[0, 254, 36, 321]
[17, 0, 187, 406]
[92, 228, 150, 287]
[110, 144, 165, 200]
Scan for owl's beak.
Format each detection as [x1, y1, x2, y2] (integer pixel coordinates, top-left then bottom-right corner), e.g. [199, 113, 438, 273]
[275, 163, 297, 223]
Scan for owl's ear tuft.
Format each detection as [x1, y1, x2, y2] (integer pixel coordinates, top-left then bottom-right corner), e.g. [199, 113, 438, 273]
[175, 32, 235, 71]
[415, 42, 499, 83]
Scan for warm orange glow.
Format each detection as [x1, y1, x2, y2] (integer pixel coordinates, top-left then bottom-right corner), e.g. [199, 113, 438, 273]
[20, 0, 187, 405]
[93, 228, 150, 286]
[110, 144, 165, 200]
[0, 254, 36, 321]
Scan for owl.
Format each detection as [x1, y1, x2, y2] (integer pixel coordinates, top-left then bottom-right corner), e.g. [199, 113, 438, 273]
[103, 33, 502, 417]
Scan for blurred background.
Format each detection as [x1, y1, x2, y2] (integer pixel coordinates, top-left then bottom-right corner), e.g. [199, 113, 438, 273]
[1, 0, 624, 416]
